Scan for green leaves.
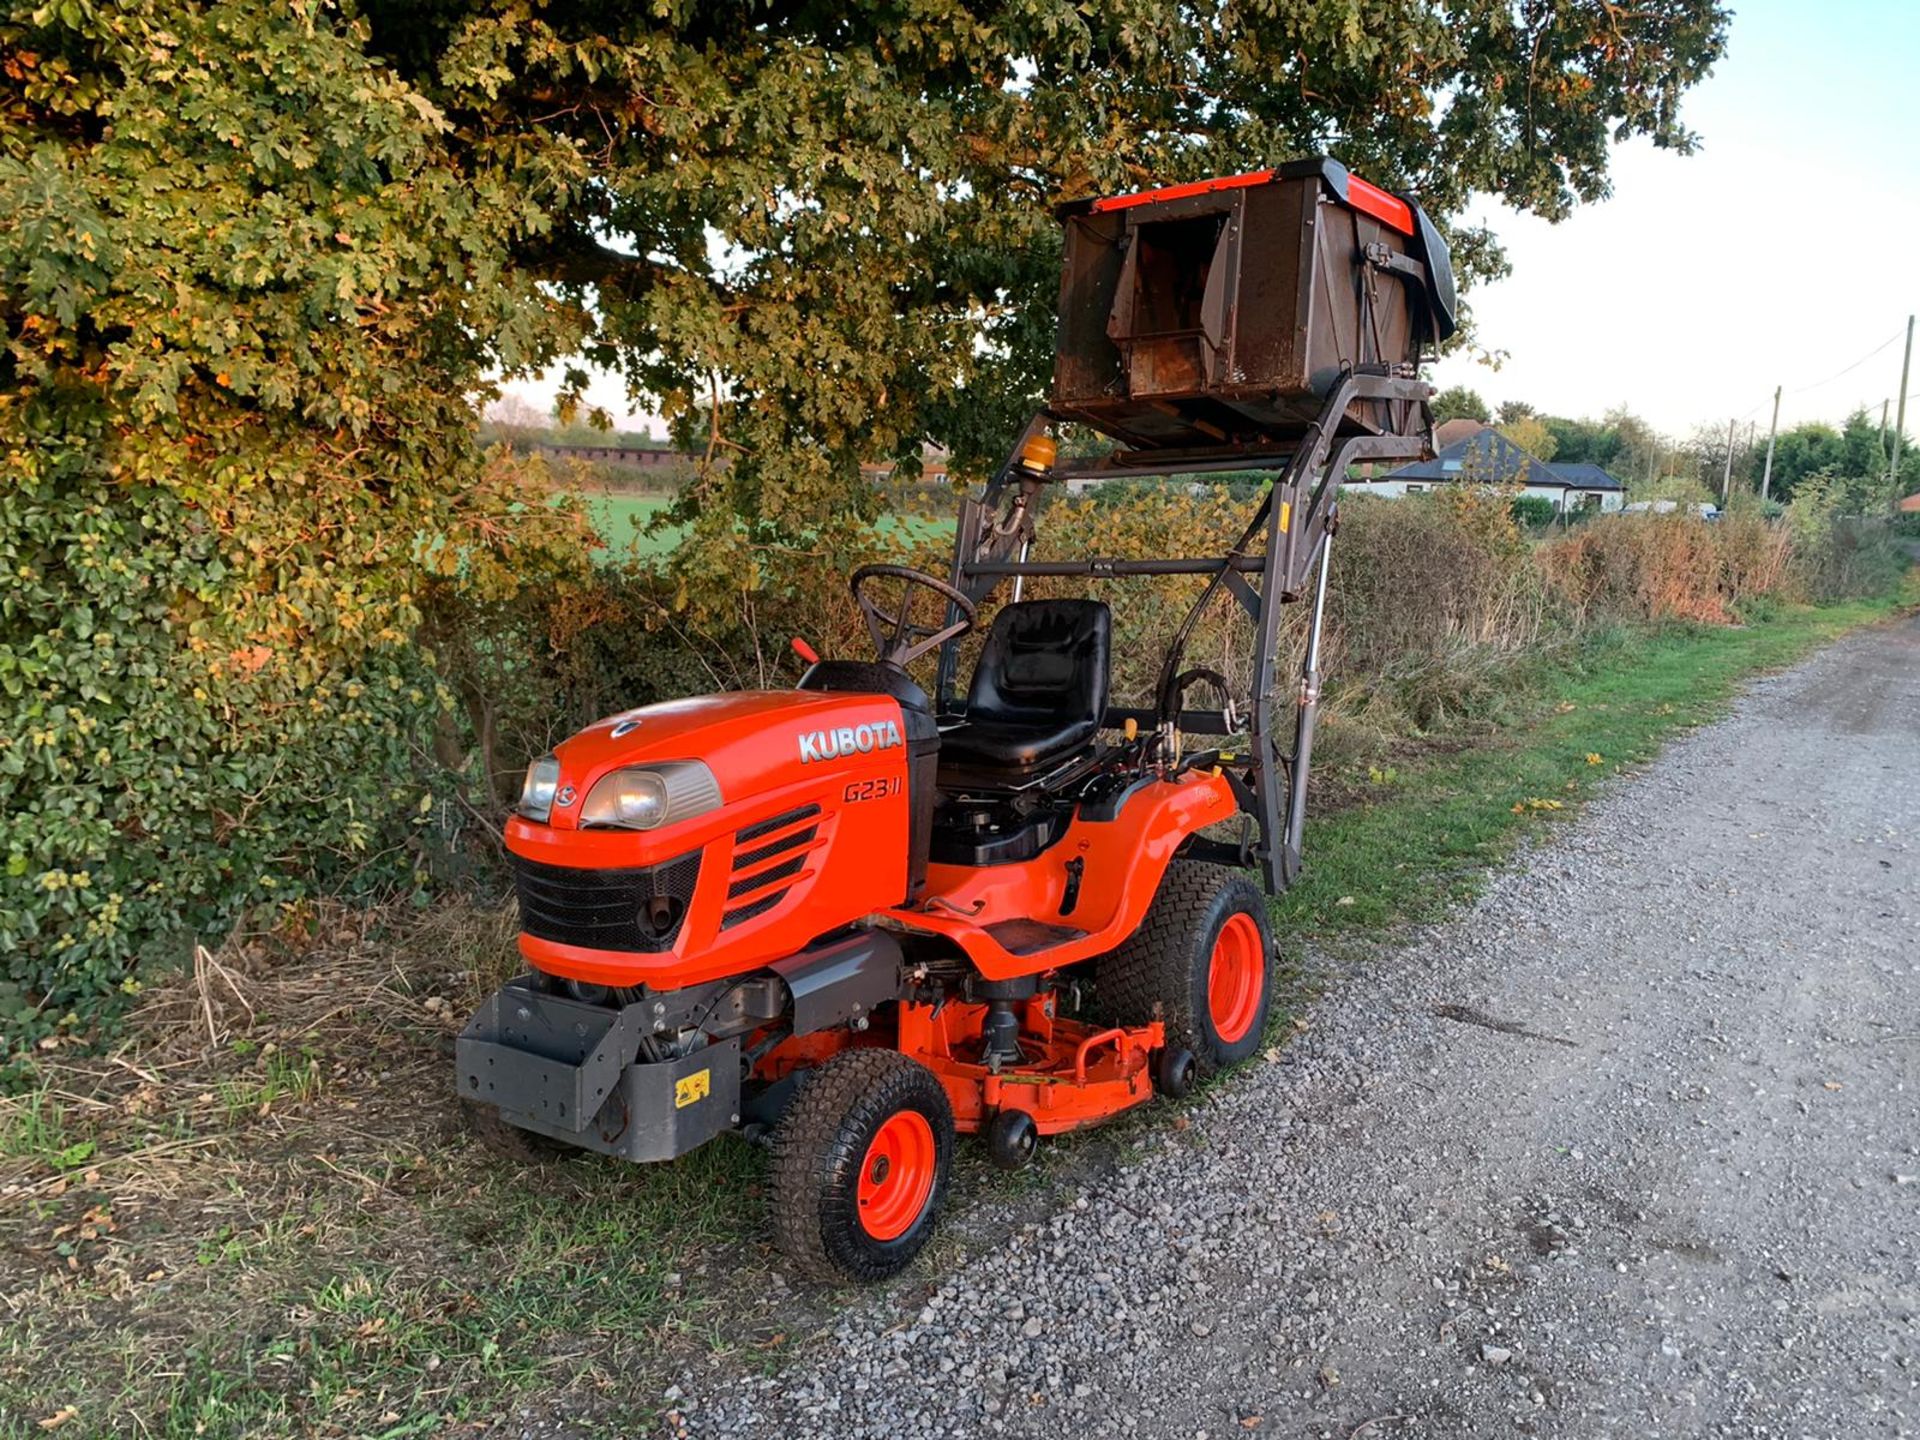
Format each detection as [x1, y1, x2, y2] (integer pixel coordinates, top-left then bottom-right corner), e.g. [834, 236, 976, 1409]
[341, 0, 1730, 611]
[0, 1, 591, 1054]
[0, 0, 1730, 1056]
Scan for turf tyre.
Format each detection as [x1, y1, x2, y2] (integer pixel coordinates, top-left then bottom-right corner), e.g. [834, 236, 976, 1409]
[769, 1049, 955, 1284]
[1097, 862, 1274, 1078]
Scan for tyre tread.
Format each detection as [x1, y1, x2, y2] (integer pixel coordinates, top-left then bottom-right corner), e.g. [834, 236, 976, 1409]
[1096, 860, 1272, 1076]
[769, 1048, 952, 1283]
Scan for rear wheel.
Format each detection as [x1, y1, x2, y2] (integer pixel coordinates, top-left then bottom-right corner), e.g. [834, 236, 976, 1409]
[769, 1050, 955, 1284]
[1097, 862, 1275, 1078]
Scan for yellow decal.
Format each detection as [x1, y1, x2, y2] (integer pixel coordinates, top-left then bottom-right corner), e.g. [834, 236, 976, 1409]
[1278, 500, 1292, 533]
[674, 1069, 711, 1109]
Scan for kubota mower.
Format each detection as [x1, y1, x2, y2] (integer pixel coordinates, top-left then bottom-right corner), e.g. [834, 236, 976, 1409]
[458, 157, 1455, 1282]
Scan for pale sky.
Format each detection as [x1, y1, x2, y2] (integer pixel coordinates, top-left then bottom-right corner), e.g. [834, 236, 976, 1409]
[505, 0, 1920, 446]
[1429, 0, 1920, 439]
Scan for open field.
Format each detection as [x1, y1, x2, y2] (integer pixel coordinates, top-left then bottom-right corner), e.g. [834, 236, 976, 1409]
[2, 583, 1910, 1439]
[576, 491, 956, 560]
[579, 492, 683, 557]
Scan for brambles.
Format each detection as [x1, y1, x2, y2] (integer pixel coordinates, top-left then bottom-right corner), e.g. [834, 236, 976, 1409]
[1537, 509, 1792, 624]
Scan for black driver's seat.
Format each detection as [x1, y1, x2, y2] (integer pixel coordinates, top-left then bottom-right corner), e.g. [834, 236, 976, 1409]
[939, 599, 1112, 780]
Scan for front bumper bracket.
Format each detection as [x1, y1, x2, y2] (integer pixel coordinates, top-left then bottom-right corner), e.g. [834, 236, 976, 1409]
[458, 978, 741, 1162]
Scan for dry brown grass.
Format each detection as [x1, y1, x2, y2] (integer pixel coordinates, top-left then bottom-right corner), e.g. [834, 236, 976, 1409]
[1538, 509, 1793, 625]
[0, 900, 799, 1438]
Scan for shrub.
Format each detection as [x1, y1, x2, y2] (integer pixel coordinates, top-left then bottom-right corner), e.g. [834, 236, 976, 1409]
[1797, 517, 1908, 600]
[1537, 511, 1791, 625]
[0, 5, 581, 1052]
[1784, 471, 1912, 600]
[419, 522, 914, 809]
[1509, 494, 1559, 529]
[1327, 490, 1545, 668]
[1316, 490, 1554, 733]
[451, 483, 1564, 769]
[979, 483, 1556, 736]
[944, 485, 1252, 706]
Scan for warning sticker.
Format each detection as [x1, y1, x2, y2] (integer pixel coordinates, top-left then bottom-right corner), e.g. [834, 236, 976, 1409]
[674, 1068, 711, 1109]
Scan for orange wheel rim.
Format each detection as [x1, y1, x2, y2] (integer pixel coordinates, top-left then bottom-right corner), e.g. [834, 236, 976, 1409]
[1207, 912, 1265, 1044]
[856, 1110, 937, 1242]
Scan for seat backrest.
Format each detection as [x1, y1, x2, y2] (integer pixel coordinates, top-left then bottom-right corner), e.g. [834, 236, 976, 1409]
[965, 600, 1111, 726]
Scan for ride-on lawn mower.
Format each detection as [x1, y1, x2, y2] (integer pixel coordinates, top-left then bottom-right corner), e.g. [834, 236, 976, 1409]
[458, 157, 1455, 1282]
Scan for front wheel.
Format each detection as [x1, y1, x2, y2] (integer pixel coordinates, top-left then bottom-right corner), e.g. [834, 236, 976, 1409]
[769, 1050, 955, 1284]
[1097, 862, 1276, 1078]
[459, 1101, 575, 1164]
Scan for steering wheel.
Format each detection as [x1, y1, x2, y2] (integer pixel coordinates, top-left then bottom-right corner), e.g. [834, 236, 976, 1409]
[849, 564, 977, 668]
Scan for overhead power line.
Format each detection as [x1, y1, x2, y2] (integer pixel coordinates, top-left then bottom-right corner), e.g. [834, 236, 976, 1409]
[1735, 327, 1907, 426]
[1784, 329, 1903, 397]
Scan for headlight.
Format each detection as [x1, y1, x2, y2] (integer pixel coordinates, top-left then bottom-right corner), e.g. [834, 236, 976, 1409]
[587, 769, 668, 828]
[517, 755, 561, 821]
[580, 760, 722, 831]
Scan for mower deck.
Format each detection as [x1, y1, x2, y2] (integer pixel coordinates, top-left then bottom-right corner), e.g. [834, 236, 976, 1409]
[896, 998, 1165, 1136]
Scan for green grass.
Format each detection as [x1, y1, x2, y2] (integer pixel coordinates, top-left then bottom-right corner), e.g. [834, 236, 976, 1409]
[215, 1048, 323, 1125]
[0, 1088, 773, 1440]
[0, 1090, 93, 1171]
[576, 491, 956, 561]
[1274, 587, 1915, 942]
[580, 492, 683, 557]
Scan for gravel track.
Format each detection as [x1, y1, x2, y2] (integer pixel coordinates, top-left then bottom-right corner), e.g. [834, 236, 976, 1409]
[657, 615, 1920, 1439]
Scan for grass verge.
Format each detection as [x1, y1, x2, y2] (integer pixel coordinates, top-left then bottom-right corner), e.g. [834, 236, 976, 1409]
[577, 491, 956, 561]
[1279, 585, 1916, 939]
[0, 585, 1910, 1439]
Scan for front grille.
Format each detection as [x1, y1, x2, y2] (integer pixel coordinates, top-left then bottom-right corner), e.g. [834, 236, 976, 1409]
[514, 853, 701, 953]
[728, 854, 805, 899]
[736, 804, 820, 844]
[722, 806, 820, 929]
[724, 892, 788, 927]
[734, 825, 819, 872]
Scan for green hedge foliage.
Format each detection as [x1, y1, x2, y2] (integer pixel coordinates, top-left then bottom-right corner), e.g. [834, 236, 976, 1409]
[0, 3, 583, 1050]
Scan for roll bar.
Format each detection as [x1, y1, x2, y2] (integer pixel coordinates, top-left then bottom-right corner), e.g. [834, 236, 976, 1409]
[935, 370, 1433, 895]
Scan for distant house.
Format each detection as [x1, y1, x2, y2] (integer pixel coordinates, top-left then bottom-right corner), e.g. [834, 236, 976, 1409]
[1898, 492, 1920, 515]
[1433, 416, 1490, 449]
[1349, 426, 1626, 514]
[862, 447, 951, 485]
[528, 440, 695, 471]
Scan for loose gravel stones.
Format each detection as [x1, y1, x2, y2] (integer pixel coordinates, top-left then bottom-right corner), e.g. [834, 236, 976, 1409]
[653, 616, 1920, 1440]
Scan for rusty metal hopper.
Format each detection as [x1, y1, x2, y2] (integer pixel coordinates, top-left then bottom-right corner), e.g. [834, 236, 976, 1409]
[1050, 158, 1455, 452]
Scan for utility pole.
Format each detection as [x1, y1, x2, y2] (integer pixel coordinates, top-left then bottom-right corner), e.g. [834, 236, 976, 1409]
[1760, 385, 1781, 503]
[1892, 314, 1914, 495]
[1720, 416, 1737, 507]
